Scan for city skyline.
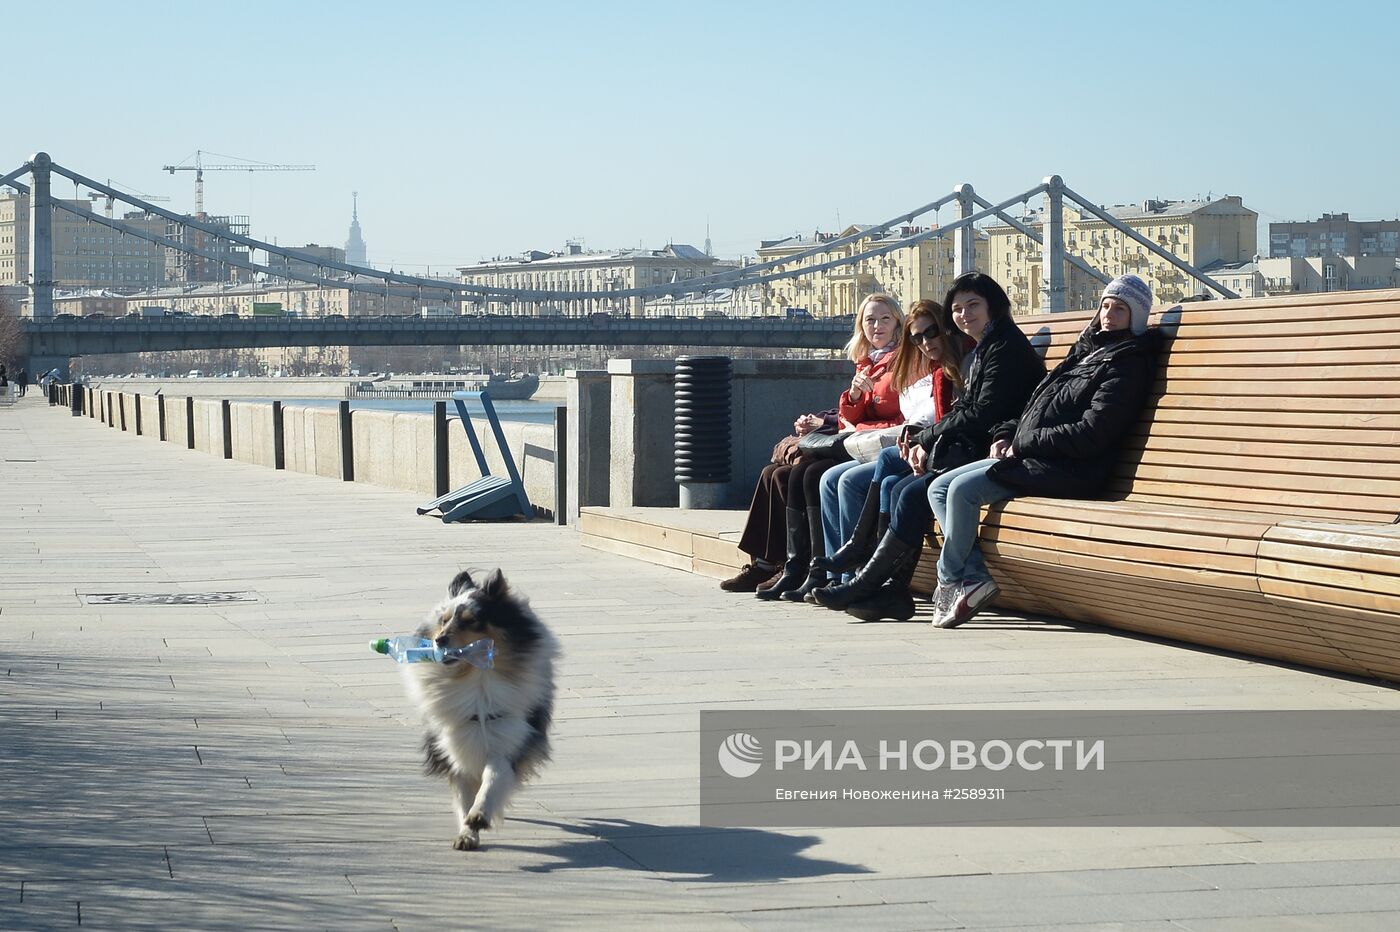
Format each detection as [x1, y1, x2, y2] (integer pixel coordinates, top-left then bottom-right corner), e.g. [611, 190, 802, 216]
[8, 0, 1399, 272]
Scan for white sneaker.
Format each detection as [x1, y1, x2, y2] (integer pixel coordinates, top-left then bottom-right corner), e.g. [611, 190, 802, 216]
[934, 578, 999, 629]
[930, 582, 955, 618]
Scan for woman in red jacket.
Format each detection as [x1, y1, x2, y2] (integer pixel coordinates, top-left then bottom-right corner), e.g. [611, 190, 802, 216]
[754, 293, 905, 602]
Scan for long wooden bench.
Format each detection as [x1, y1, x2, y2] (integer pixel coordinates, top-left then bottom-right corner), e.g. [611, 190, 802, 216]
[911, 288, 1400, 682]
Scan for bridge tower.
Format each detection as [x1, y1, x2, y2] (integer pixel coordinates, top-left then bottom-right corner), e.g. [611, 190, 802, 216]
[27, 152, 53, 321]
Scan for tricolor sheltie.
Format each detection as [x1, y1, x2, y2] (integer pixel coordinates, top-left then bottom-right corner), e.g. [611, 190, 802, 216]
[402, 568, 558, 851]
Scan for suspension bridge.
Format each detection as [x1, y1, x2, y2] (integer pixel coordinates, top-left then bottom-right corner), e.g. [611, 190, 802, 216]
[2, 151, 1237, 377]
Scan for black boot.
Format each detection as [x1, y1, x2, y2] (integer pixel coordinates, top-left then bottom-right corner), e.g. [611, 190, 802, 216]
[755, 508, 809, 601]
[784, 506, 828, 601]
[813, 531, 917, 611]
[846, 537, 923, 621]
[813, 484, 881, 575]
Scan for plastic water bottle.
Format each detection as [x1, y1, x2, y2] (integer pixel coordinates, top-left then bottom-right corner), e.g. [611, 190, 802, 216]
[369, 636, 495, 669]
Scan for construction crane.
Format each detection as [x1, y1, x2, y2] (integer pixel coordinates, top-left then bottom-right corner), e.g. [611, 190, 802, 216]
[85, 179, 170, 217]
[162, 149, 315, 216]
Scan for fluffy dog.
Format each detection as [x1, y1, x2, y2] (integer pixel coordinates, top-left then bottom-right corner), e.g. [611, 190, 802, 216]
[401, 568, 558, 851]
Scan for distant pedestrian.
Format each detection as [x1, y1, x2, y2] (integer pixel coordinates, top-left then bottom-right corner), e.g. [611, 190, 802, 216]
[1, 364, 8, 390]
[17, 368, 28, 397]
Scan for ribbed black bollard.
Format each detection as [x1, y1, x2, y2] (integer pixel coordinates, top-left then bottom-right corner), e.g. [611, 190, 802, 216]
[674, 355, 732, 509]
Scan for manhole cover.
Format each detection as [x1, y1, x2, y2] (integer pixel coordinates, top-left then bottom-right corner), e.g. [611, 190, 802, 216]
[82, 592, 259, 606]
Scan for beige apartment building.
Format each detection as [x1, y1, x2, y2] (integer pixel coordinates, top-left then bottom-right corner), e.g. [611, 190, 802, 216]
[0, 195, 167, 292]
[987, 196, 1258, 313]
[1206, 255, 1400, 299]
[457, 243, 738, 318]
[755, 225, 989, 317]
[120, 279, 432, 318]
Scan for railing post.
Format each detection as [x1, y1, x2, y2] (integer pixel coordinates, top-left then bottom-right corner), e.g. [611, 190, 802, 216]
[272, 401, 285, 469]
[27, 152, 53, 321]
[158, 394, 167, 440]
[554, 404, 567, 526]
[1042, 175, 1066, 313]
[221, 399, 233, 459]
[186, 397, 195, 450]
[433, 401, 449, 496]
[338, 399, 354, 481]
[134, 393, 142, 435]
[954, 183, 977, 277]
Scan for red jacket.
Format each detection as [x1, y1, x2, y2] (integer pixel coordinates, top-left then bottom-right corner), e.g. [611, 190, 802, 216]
[839, 351, 902, 430]
[931, 367, 955, 423]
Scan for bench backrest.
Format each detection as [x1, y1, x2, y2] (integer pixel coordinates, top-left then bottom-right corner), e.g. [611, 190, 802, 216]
[1014, 288, 1400, 523]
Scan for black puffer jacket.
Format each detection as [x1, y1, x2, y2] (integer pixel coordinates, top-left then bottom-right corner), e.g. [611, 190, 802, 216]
[908, 313, 1044, 470]
[986, 319, 1161, 498]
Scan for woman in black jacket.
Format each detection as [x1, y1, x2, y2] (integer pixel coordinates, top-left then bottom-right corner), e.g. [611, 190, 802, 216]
[928, 273, 1160, 629]
[816, 272, 1044, 621]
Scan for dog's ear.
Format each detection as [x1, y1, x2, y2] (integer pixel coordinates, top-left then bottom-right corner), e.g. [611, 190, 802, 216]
[448, 570, 475, 598]
[479, 568, 509, 602]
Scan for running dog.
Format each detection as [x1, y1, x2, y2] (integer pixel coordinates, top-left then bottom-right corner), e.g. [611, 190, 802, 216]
[401, 568, 558, 851]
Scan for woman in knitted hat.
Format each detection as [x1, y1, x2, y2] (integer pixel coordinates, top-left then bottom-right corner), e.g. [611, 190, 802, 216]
[925, 273, 1161, 629]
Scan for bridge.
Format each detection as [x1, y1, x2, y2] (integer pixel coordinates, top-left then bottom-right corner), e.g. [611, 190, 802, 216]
[3, 151, 1238, 376]
[22, 313, 852, 359]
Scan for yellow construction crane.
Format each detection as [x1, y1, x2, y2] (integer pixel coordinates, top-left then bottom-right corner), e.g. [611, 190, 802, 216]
[162, 149, 315, 216]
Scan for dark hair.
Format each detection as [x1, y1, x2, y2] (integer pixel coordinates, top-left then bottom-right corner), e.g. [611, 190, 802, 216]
[943, 271, 1011, 322]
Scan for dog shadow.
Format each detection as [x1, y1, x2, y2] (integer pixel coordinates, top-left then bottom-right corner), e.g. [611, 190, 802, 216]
[502, 816, 873, 883]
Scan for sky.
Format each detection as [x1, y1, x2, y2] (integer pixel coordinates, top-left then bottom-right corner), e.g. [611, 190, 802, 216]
[9, 0, 1399, 271]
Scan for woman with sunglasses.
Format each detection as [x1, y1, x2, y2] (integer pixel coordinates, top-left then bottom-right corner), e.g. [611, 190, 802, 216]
[811, 300, 969, 595]
[815, 271, 1044, 621]
[722, 294, 906, 598]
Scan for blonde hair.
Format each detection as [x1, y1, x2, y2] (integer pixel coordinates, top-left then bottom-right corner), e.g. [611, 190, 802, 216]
[844, 293, 905, 363]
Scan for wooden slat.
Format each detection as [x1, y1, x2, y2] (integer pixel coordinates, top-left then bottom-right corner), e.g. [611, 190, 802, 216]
[1144, 405, 1400, 430]
[1257, 541, 1400, 579]
[1119, 491, 1384, 523]
[1168, 332, 1400, 353]
[1121, 448, 1400, 483]
[1160, 364, 1400, 383]
[984, 541, 1259, 591]
[1118, 464, 1400, 502]
[983, 525, 1257, 574]
[1164, 347, 1400, 367]
[1129, 423, 1400, 450]
[1157, 377, 1400, 398]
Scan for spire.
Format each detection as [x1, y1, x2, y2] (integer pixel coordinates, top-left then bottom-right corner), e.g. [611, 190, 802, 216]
[345, 192, 367, 266]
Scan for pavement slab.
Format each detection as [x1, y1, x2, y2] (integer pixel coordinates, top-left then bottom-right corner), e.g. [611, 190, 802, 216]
[3, 394, 1400, 929]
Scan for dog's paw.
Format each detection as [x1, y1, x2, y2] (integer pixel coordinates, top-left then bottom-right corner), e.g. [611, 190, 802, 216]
[466, 811, 491, 832]
[453, 830, 481, 851]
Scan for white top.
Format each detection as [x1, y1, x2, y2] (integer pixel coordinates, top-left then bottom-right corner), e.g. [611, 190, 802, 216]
[899, 374, 936, 428]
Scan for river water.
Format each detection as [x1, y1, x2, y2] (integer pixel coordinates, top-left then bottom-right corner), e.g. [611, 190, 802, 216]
[239, 396, 560, 425]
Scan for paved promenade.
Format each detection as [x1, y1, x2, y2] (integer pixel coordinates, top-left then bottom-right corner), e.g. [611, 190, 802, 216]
[4, 394, 1400, 931]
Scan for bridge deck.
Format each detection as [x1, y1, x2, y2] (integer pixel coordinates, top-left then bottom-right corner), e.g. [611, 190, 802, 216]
[4, 394, 1400, 929]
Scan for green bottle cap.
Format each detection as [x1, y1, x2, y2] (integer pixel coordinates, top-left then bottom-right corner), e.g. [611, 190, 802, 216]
[370, 638, 389, 654]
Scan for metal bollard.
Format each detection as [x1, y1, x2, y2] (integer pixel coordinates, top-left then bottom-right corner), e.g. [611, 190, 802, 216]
[673, 355, 732, 509]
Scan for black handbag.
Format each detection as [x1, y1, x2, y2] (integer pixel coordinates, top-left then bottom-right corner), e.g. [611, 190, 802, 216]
[928, 431, 979, 475]
[796, 429, 853, 462]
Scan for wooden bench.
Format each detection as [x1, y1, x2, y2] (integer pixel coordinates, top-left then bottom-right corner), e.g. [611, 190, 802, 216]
[911, 288, 1400, 682]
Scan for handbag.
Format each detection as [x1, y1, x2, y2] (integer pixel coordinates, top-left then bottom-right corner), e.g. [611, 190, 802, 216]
[796, 429, 853, 462]
[928, 431, 980, 475]
[843, 426, 903, 465]
[770, 434, 804, 466]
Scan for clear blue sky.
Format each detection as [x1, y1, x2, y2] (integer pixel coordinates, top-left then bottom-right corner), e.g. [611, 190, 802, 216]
[9, 0, 1398, 270]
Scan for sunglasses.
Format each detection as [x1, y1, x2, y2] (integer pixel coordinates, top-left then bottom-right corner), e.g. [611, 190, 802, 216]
[909, 328, 941, 345]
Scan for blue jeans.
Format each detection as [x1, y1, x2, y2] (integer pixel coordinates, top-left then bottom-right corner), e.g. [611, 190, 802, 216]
[872, 445, 914, 513]
[927, 458, 1016, 586]
[819, 459, 868, 558]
